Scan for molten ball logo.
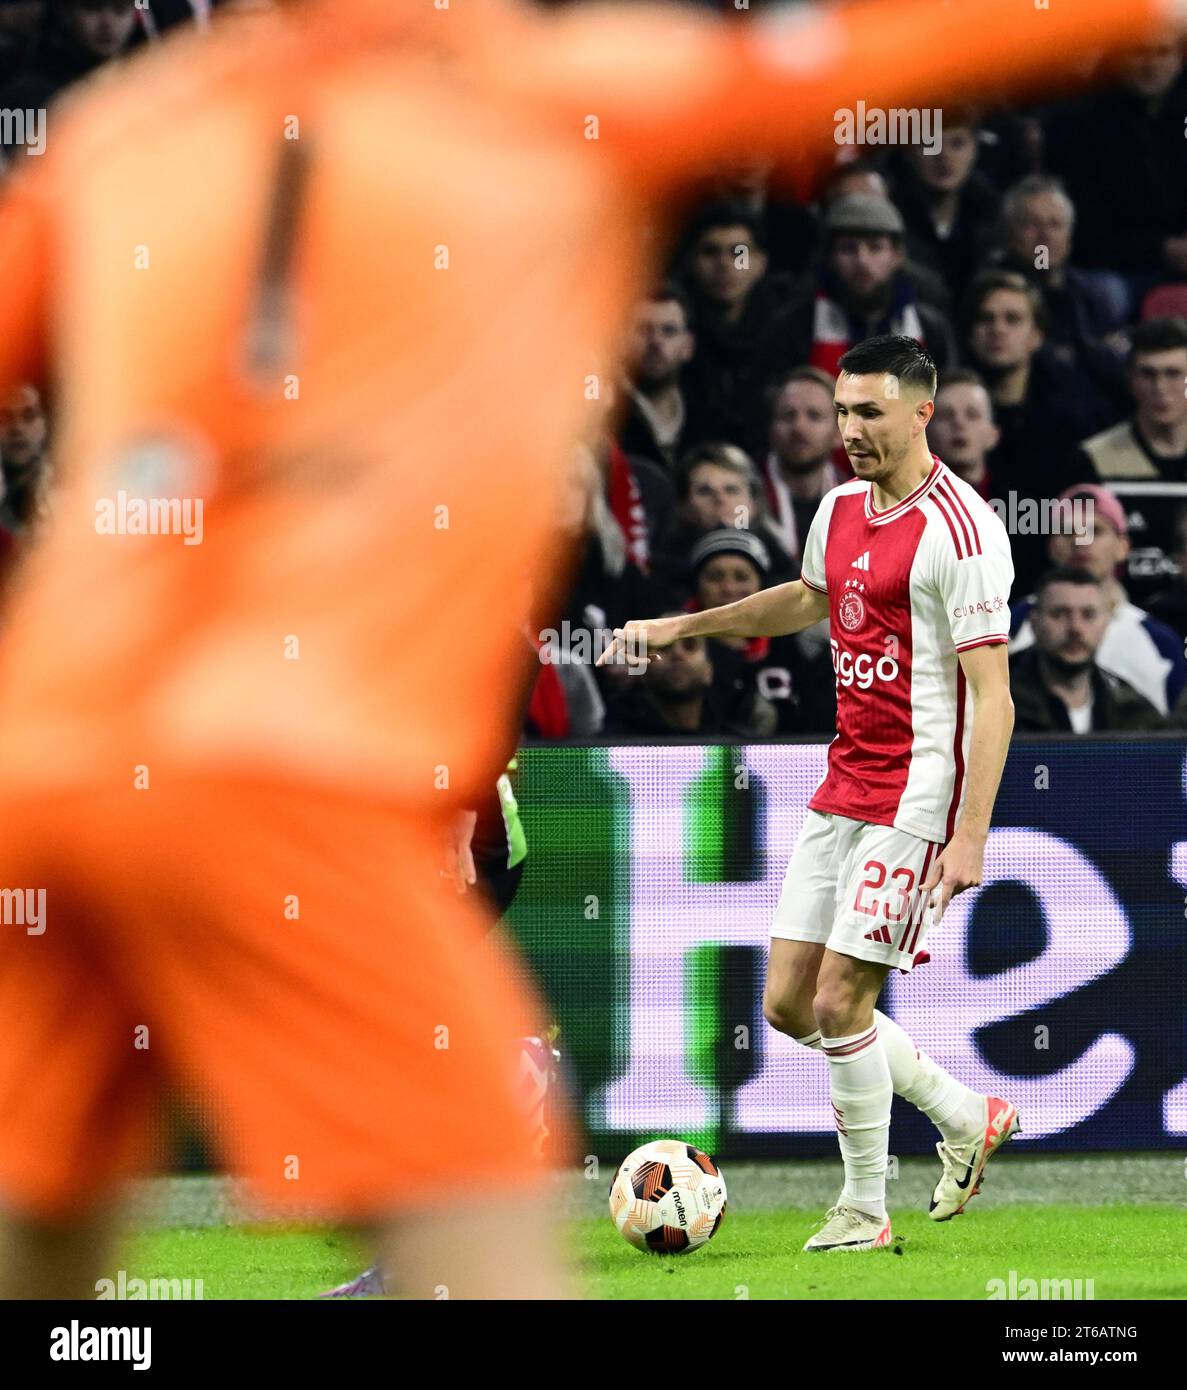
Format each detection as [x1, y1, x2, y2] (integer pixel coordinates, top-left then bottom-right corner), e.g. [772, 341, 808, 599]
[839, 590, 865, 632]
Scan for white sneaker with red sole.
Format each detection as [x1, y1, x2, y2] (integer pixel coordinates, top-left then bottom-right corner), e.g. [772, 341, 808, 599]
[802, 1204, 893, 1252]
[928, 1095, 1020, 1221]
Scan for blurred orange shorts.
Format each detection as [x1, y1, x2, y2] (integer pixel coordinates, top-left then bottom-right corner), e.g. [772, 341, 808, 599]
[0, 773, 559, 1223]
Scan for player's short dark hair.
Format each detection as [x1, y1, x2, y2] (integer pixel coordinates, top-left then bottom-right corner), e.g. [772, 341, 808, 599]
[642, 282, 694, 332]
[1129, 315, 1187, 364]
[1034, 566, 1103, 602]
[682, 200, 769, 255]
[837, 335, 937, 398]
[962, 268, 1048, 335]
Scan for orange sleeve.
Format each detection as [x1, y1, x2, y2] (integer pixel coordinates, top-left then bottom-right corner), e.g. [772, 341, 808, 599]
[498, 0, 1176, 197]
[0, 163, 52, 395]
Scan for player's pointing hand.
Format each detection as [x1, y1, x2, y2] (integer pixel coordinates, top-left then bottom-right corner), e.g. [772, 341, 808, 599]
[595, 615, 688, 671]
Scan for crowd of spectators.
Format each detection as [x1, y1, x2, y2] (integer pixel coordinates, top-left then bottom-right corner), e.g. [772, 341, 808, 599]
[1, 3, 1186, 741]
[546, 26, 1187, 740]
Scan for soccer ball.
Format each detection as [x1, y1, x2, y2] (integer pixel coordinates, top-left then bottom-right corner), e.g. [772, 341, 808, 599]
[609, 1139, 727, 1254]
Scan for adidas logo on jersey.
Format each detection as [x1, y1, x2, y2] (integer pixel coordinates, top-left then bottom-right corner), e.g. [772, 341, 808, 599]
[863, 925, 893, 944]
[850, 551, 871, 570]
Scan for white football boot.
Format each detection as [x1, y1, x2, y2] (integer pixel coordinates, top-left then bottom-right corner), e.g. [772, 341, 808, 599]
[928, 1095, 1020, 1221]
[802, 1204, 893, 1252]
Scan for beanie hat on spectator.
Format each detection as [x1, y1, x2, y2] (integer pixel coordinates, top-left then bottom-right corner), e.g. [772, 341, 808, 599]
[822, 194, 906, 239]
[812, 195, 922, 402]
[1057, 483, 1128, 537]
[689, 527, 771, 579]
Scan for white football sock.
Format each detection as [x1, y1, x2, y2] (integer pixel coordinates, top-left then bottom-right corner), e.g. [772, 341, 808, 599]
[793, 1017, 984, 1143]
[822, 1024, 892, 1218]
[874, 1009, 985, 1142]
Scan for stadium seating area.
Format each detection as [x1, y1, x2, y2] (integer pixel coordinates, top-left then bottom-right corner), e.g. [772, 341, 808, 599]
[2, 1, 1186, 739]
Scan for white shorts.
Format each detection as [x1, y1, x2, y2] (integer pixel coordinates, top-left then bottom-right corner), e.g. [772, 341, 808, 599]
[771, 809, 942, 972]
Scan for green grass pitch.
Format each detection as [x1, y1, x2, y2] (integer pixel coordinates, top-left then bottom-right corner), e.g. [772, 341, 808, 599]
[119, 1155, 1187, 1300]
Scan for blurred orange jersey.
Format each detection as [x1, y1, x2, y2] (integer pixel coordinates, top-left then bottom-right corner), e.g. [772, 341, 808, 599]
[0, 0, 1166, 806]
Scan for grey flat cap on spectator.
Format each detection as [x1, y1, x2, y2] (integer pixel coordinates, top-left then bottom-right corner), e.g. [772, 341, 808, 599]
[823, 194, 905, 237]
[689, 527, 771, 577]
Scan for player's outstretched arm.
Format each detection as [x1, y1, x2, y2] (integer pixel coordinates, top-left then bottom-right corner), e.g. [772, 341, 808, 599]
[923, 643, 1014, 919]
[595, 579, 828, 670]
[502, 0, 1178, 197]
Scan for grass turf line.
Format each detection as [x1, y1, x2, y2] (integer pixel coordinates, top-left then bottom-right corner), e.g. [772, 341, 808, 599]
[120, 1202, 1187, 1300]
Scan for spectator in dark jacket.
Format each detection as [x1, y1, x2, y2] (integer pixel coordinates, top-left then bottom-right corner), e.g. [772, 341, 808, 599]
[0, 381, 49, 517]
[0, 0, 137, 115]
[817, 163, 953, 314]
[685, 527, 836, 735]
[675, 201, 794, 447]
[1044, 34, 1187, 305]
[929, 369, 1004, 502]
[962, 269, 1102, 591]
[652, 442, 794, 599]
[1010, 568, 1165, 732]
[988, 174, 1128, 417]
[678, 155, 818, 278]
[601, 615, 777, 738]
[1009, 483, 1187, 714]
[616, 284, 712, 473]
[0, 1, 43, 86]
[1146, 503, 1187, 643]
[748, 195, 956, 455]
[890, 110, 1001, 305]
[1074, 317, 1187, 605]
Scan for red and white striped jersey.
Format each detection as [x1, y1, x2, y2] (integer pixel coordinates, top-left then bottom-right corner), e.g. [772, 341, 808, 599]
[799, 455, 1013, 843]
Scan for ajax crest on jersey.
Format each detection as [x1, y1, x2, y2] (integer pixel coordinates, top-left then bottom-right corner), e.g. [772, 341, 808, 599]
[609, 1140, 727, 1254]
[839, 584, 866, 632]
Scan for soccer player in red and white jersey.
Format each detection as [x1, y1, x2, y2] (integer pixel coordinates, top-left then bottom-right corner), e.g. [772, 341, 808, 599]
[599, 336, 1020, 1251]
